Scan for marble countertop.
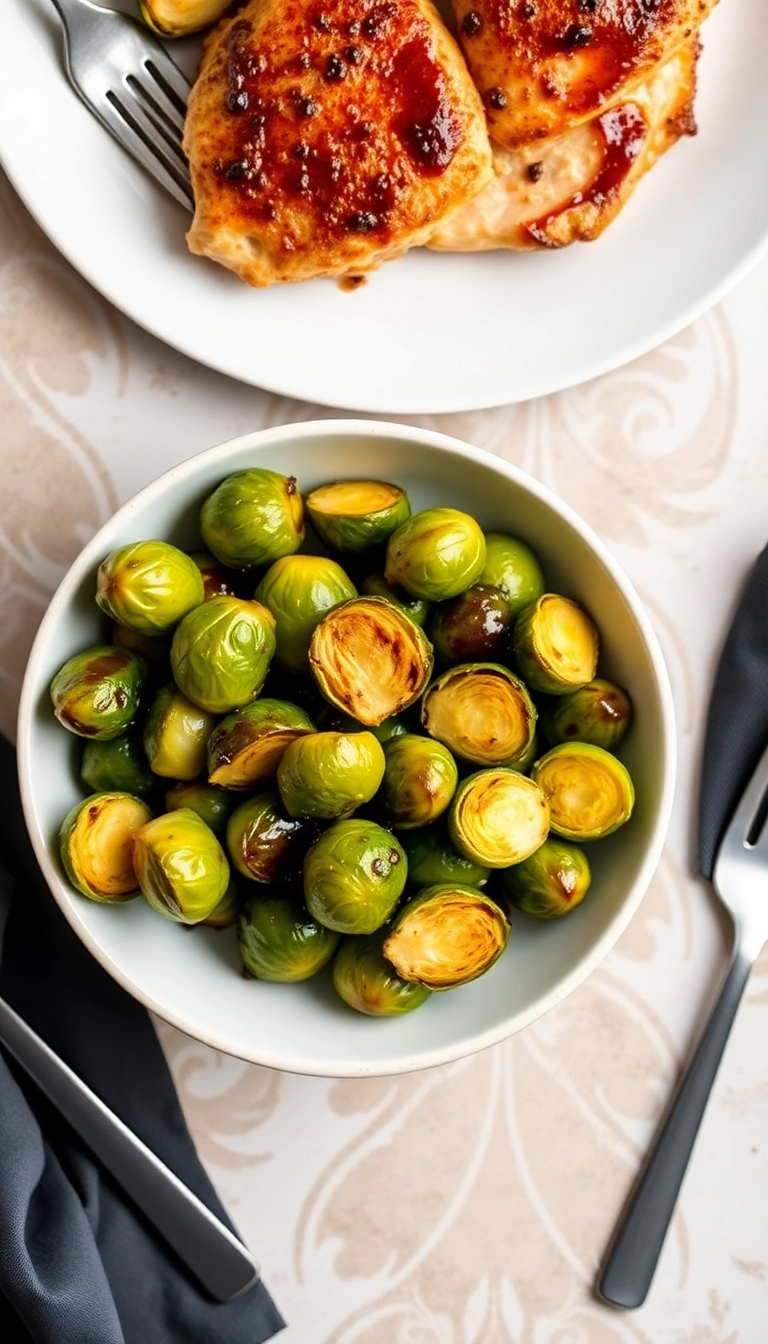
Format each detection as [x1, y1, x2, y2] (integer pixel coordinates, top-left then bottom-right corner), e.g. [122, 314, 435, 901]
[2, 154, 767, 1343]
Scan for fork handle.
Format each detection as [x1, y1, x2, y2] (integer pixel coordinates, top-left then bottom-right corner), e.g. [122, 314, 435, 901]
[597, 942, 753, 1309]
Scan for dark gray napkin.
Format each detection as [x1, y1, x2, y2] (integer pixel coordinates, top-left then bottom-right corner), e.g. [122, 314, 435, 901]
[0, 733, 285, 1344]
[698, 542, 768, 880]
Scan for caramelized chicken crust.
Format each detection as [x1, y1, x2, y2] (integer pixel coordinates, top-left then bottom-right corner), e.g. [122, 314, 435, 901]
[183, 0, 494, 286]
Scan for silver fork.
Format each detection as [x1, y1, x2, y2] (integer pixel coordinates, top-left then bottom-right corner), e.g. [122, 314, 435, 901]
[597, 738, 768, 1309]
[48, 0, 193, 209]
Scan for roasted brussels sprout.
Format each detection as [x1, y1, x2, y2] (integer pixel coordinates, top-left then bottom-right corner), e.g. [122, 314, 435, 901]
[170, 595, 276, 714]
[226, 790, 318, 884]
[478, 532, 546, 614]
[143, 682, 217, 780]
[448, 768, 550, 867]
[50, 646, 148, 740]
[309, 596, 433, 727]
[383, 884, 509, 989]
[199, 468, 304, 569]
[499, 836, 591, 919]
[385, 507, 486, 601]
[95, 540, 205, 635]
[380, 734, 458, 829]
[400, 825, 490, 889]
[187, 549, 239, 599]
[513, 594, 599, 695]
[303, 818, 407, 934]
[277, 731, 386, 819]
[359, 573, 430, 627]
[332, 930, 432, 1016]
[207, 697, 316, 789]
[163, 780, 232, 834]
[429, 584, 514, 665]
[305, 479, 411, 553]
[421, 662, 537, 768]
[59, 792, 153, 903]
[539, 678, 633, 751]
[80, 734, 155, 799]
[139, 0, 231, 39]
[530, 742, 635, 841]
[132, 808, 230, 923]
[238, 893, 340, 982]
[254, 554, 357, 674]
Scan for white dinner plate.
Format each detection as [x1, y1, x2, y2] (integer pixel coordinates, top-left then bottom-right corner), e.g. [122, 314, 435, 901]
[1, 0, 766, 415]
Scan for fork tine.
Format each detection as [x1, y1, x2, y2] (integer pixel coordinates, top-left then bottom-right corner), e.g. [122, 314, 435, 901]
[713, 739, 768, 897]
[133, 59, 189, 137]
[97, 93, 194, 210]
[122, 76, 187, 159]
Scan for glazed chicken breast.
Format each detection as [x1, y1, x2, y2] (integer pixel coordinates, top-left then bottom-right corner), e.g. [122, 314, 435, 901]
[183, 0, 494, 286]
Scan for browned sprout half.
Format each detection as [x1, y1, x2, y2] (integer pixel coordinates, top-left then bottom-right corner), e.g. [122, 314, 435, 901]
[448, 768, 550, 868]
[305, 479, 411, 553]
[207, 697, 316, 789]
[308, 596, 433, 727]
[513, 594, 599, 695]
[59, 792, 154, 903]
[530, 742, 635, 841]
[383, 884, 509, 990]
[139, 0, 231, 37]
[421, 662, 537, 768]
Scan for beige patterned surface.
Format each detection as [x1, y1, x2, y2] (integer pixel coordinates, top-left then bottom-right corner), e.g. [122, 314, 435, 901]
[2, 157, 768, 1341]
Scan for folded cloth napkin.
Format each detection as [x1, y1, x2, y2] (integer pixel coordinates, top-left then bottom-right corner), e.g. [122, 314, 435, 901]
[0, 733, 285, 1344]
[698, 541, 768, 880]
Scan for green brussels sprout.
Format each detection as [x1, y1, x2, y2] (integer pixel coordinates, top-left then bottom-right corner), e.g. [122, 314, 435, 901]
[499, 836, 591, 919]
[143, 682, 218, 780]
[207, 697, 316, 789]
[385, 507, 487, 601]
[112, 622, 171, 663]
[309, 596, 433, 727]
[187, 549, 239, 599]
[383, 884, 509, 990]
[226, 790, 319, 884]
[448, 768, 550, 868]
[428, 584, 514, 665]
[59, 792, 154, 902]
[95, 540, 205, 635]
[478, 532, 546, 614]
[530, 742, 635, 840]
[254, 554, 357, 674]
[200, 877, 246, 928]
[277, 731, 386, 819]
[332, 930, 432, 1016]
[138, 0, 231, 39]
[303, 818, 407, 934]
[199, 468, 304, 569]
[539, 678, 633, 751]
[164, 780, 233, 834]
[305, 479, 411, 553]
[421, 662, 537, 768]
[380, 734, 458, 829]
[132, 808, 230, 923]
[238, 893, 340, 982]
[170, 595, 276, 714]
[400, 825, 490, 888]
[513, 594, 599, 695]
[359, 573, 430, 627]
[80, 735, 155, 799]
[50, 646, 148, 740]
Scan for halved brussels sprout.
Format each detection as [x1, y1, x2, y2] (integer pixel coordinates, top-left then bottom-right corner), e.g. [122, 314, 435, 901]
[421, 662, 537, 768]
[332, 931, 432, 1016]
[530, 742, 635, 840]
[499, 836, 591, 919]
[164, 780, 232, 834]
[400, 825, 490, 889]
[277, 731, 386, 819]
[385, 507, 486, 601]
[143, 682, 217, 780]
[254, 554, 357, 674]
[226, 790, 319, 884]
[170, 595, 276, 714]
[539, 678, 633, 751]
[309, 596, 433, 727]
[305, 479, 411, 553]
[238, 893, 340, 983]
[380, 734, 458, 829]
[132, 808, 230, 923]
[478, 532, 546, 614]
[513, 594, 599, 695]
[60, 792, 153, 903]
[207, 697, 316, 789]
[50, 646, 148, 740]
[448, 768, 550, 867]
[303, 818, 407, 934]
[199, 468, 304, 570]
[188, 549, 239, 599]
[429, 584, 514, 665]
[80, 734, 155, 799]
[359, 573, 430, 627]
[139, 0, 231, 39]
[96, 540, 205, 635]
[382, 884, 509, 990]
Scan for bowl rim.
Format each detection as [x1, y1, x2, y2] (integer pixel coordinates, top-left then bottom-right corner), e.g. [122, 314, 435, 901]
[17, 418, 678, 1075]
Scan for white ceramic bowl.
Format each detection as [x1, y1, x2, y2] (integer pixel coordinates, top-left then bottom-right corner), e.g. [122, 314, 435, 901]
[17, 421, 676, 1077]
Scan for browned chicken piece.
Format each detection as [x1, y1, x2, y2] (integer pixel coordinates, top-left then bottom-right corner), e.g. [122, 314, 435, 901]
[183, 0, 494, 286]
[450, 0, 718, 149]
[428, 37, 698, 252]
